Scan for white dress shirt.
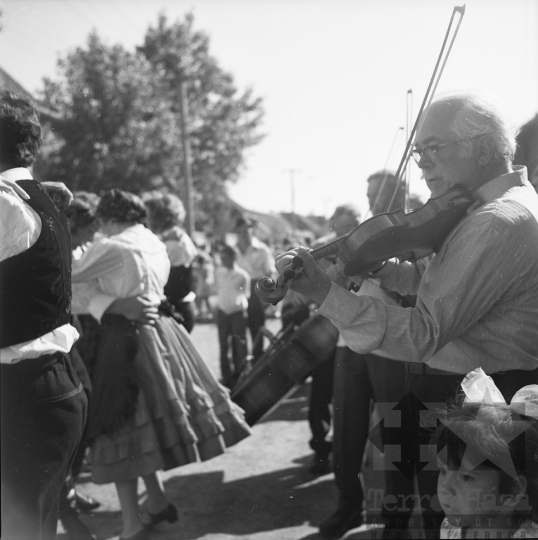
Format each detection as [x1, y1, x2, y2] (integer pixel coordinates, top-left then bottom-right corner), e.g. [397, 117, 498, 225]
[236, 237, 276, 280]
[214, 264, 250, 314]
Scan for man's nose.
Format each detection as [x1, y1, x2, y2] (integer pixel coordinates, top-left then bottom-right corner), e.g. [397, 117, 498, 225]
[419, 163, 434, 180]
[417, 155, 432, 170]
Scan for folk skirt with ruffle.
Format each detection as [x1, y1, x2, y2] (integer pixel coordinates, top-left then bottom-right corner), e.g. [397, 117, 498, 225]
[88, 315, 251, 484]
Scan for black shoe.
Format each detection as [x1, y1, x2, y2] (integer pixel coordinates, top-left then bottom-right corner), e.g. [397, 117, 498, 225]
[319, 509, 364, 539]
[141, 503, 178, 529]
[60, 506, 98, 540]
[75, 492, 101, 512]
[308, 455, 331, 475]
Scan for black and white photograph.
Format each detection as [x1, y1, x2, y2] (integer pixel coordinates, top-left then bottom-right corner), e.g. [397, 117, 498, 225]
[1, 1, 537, 539]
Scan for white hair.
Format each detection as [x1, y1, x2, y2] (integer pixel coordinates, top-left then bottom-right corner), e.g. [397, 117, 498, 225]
[433, 91, 516, 163]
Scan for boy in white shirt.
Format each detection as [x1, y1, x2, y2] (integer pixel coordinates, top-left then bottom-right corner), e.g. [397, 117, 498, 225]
[215, 244, 251, 387]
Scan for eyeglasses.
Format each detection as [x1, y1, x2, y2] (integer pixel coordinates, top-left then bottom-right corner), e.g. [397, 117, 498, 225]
[411, 136, 478, 164]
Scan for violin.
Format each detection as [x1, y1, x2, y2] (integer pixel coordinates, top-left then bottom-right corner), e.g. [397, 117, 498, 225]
[256, 5, 468, 306]
[256, 188, 473, 304]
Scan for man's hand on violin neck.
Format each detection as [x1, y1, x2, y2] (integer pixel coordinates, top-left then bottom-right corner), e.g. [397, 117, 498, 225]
[276, 247, 332, 305]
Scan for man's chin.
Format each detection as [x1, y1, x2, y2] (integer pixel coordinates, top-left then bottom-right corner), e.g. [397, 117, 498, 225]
[426, 178, 445, 197]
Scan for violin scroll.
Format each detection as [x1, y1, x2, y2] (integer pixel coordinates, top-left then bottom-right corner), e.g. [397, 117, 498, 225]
[255, 256, 304, 305]
[255, 277, 288, 305]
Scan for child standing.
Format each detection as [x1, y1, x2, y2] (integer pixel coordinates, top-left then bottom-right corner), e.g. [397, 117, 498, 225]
[433, 368, 538, 539]
[215, 245, 251, 388]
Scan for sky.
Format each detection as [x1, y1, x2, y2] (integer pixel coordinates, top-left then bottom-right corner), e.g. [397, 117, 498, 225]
[1, 0, 537, 218]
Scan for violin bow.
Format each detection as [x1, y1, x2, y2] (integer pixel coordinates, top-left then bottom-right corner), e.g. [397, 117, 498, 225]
[387, 5, 466, 211]
[404, 89, 413, 210]
[255, 5, 466, 304]
[364, 127, 404, 221]
[329, 5, 466, 243]
[312, 0, 462, 261]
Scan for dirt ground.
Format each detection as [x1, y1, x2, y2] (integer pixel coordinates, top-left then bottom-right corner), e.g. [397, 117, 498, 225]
[58, 318, 391, 540]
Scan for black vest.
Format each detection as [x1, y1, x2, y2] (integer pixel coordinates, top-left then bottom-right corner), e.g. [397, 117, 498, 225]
[164, 265, 194, 305]
[0, 180, 72, 347]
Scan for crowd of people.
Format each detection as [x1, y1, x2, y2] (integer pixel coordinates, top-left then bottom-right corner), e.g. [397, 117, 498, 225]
[1, 85, 538, 540]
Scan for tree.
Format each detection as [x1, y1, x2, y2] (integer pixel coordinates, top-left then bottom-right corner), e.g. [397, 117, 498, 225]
[138, 14, 264, 215]
[38, 33, 178, 193]
[37, 13, 264, 228]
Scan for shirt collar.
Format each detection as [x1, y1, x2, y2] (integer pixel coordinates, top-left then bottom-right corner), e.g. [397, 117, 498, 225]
[238, 236, 260, 253]
[472, 165, 528, 205]
[250, 236, 263, 249]
[0, 167, 33, 181]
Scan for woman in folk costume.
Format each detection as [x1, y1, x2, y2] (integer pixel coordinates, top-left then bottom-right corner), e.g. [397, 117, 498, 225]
[71, 189, 251, 540]
[143, 191, 199, 333]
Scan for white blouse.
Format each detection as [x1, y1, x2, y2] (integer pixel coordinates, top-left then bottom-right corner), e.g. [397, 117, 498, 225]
[160, 225, 198, 267]
[72, 224, 171, 320]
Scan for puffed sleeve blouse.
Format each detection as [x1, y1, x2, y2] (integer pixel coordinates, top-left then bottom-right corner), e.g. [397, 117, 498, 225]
[72, 224, 171, 320]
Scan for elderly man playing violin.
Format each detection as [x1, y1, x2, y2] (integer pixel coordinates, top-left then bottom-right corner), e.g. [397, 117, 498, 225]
[275, 90, 538, 537]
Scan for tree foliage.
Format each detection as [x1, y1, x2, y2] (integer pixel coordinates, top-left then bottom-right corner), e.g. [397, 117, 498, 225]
[36, 14, 264, 227]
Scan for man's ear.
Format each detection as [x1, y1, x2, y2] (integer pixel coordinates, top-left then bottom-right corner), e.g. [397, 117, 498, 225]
[501, 474, 528, 509]
[477, 135, 497, 166]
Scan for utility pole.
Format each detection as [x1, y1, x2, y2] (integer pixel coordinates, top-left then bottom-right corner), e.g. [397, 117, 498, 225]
[284, 168, 299, 233]
[178, 80, 195, 238]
